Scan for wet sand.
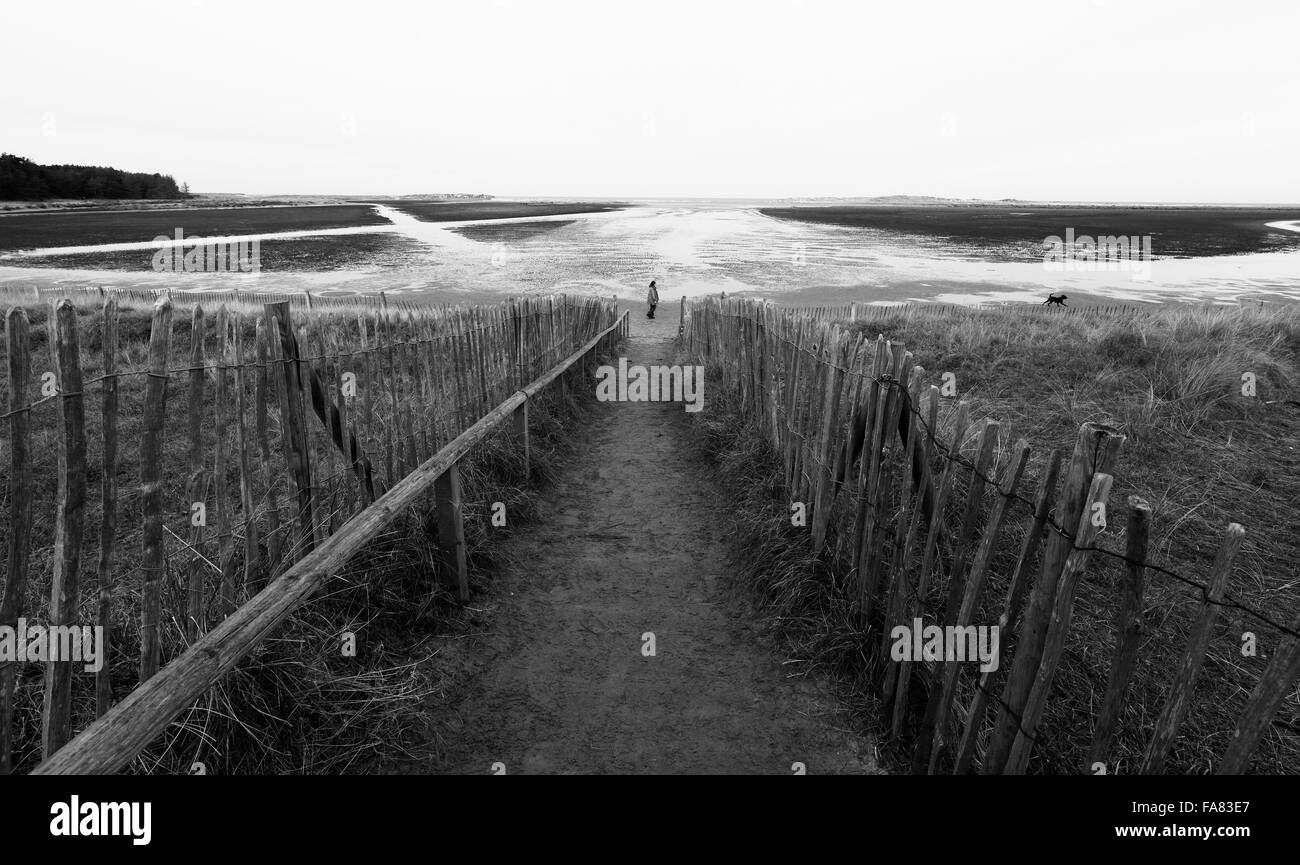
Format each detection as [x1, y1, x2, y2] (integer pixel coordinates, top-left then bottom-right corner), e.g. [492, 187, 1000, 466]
[3, 202, 1299, 307]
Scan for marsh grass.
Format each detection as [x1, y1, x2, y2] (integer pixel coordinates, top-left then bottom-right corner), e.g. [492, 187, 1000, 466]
[689, 303, 1300, 774]
[1, 298, 592, 774]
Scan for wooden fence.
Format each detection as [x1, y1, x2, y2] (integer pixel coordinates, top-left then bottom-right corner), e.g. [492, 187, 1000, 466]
[2, 291, 627, 773]
[721, 299, 1230, 322]
[8, 284, 409, 312]
[684, 295, 1300, 775]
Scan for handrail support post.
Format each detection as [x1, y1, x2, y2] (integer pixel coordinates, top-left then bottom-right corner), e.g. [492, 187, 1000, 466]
[434, 463, 469, 603]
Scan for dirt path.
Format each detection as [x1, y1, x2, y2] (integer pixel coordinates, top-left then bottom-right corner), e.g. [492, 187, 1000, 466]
[425, 302, 879, 774]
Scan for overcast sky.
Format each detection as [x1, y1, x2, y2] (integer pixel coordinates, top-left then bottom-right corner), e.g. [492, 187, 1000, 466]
[3, 0, 1297, 202]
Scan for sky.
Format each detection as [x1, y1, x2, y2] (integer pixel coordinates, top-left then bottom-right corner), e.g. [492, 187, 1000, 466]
[3, 0, 1297, 202]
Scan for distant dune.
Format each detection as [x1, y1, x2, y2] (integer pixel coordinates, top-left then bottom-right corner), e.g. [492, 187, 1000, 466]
[761, 204, 1300, 259]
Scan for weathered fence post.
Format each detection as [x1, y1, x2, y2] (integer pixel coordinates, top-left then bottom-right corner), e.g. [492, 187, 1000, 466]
[892, 400, 971, 737]
[985, 422, 1124, 773]
[139, 295, 175, 681]
[42, 300, 88, 759]
[952, 449, 1064, 774]
[214, 305, 237, 615]
[232, 313, 260, 604]
[1088, 496, 1150, 770]
[513, 399, 530, 477]
[184, 306, 208, 639]
[1003, 470, 1120, 774]
[922, 434, 1030, 774]
[267, 301, 316, 560]
[96, 298, 120, 718]
[435, 466, 469, 602]
[254, 313, 284, 586]
[880, 382, 937, 703]
[1, 308, 33, 774]
[1140, 522, 1245, 774]
[1217, 604, 1300, 773]
[862, 346, 913, 606]
[910, 416, 1000, 771]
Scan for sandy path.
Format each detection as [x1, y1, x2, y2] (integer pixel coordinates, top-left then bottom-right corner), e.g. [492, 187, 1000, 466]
[425, 302, 879, 775]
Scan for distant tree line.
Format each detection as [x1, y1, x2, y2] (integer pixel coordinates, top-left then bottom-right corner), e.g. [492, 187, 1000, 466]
[0, 154, 187, 200]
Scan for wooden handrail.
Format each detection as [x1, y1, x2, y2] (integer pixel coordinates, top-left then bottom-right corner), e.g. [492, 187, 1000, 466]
[33, 310, 628, 775]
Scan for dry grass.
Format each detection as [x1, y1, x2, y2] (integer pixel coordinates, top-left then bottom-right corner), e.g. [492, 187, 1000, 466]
[688, 303, 1300, 774]
[0, 297, 594, 774]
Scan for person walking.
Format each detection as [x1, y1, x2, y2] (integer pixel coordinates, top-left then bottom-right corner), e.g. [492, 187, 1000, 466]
[646, 280, 659, 318]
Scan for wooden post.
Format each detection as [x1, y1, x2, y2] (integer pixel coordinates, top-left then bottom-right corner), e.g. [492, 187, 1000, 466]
[782, 321, 807, 491]
[847, 335, 886, 591]
[830, 333, 865, 489]
[429, 315, 453, 455]
[452, 310, 473, 433]
[513, 400, 530, 477]
[892, 400, 971, 737]
[96, 299, 120, 718]
[861, 346, 913, 613]
[952, 449, 1064, 774]
[794, 327, 825, 504]
[330, 326, 359, 515]
[810, 331, 849, 554]
[922, 436, 1030, 773]
[301, 317, 333, 537]
[881, 383, 936, 701]
[185, 306, 208, 639]
[232, 313, 260, 604]
[1, 308, 33, 774]
[474, 307, 491, 414]
[413, 313, 436, 457]
[1217, 604, 1300, 773]
[856, 336, 894, 563]
[764, 306, 782, 453]
[139, 296, 174, 681]
[1004, 472, 1118, 774]
[435, 465, 469, 602]
[1140, 523, 1244, 774]
[399, 320, 419, 476]
[378, 311, 398, 483]
[985, 422, 1124, 774]
[909, 416, 1001, 771]
[1089, 496, 1150, 770]
[356, 312, 382, 498]
[254, 314, 283, 586]
[214, 305, 236, 615]
[267, 301, 316, 560]
[302, 325, 378, 504]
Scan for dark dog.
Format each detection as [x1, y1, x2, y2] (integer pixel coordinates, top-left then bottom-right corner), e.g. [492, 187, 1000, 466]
[1043, 293, 1068, 307]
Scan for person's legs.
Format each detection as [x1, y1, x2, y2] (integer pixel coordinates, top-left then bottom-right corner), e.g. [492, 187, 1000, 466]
[649, 303, 656, 318]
